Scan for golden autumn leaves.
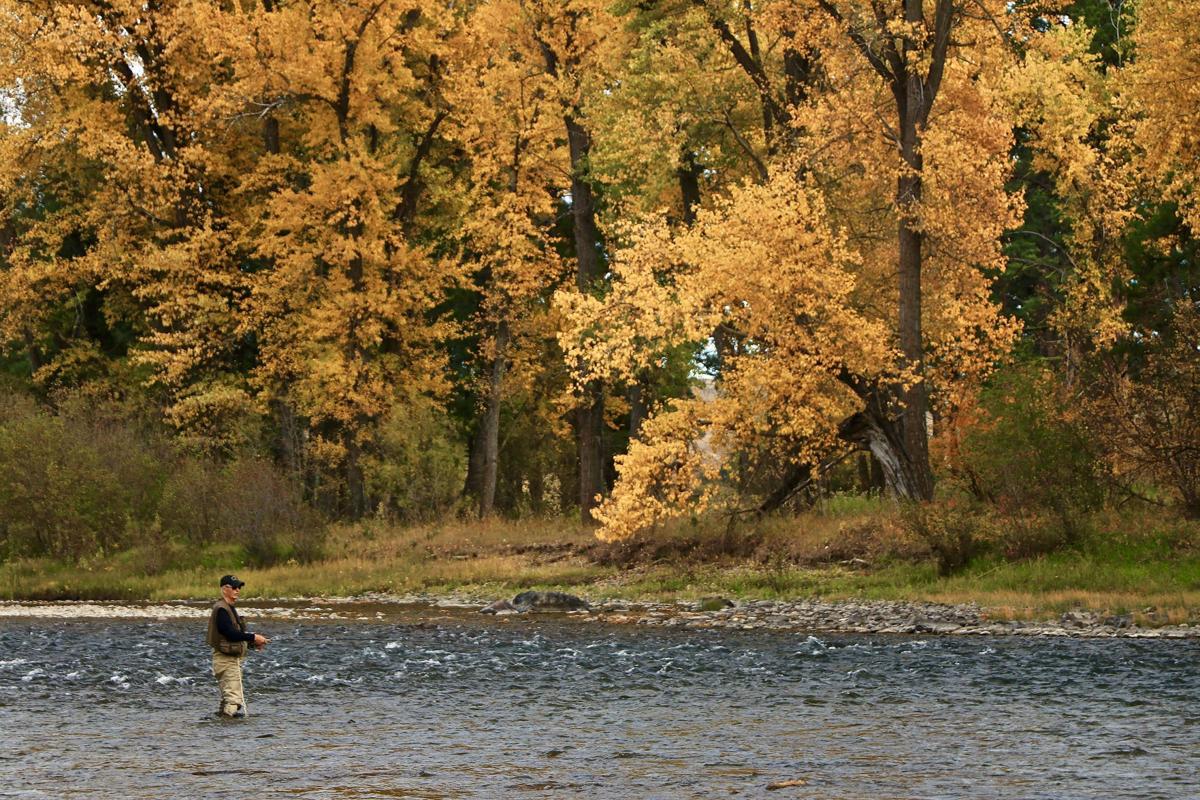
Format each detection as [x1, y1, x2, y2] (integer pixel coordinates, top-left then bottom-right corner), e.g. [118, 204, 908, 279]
[0, 1, 1193, 532]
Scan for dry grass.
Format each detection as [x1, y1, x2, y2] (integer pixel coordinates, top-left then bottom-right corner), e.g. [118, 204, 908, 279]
[924, 591, 1200, 624]
[3, 501, 1200, 625]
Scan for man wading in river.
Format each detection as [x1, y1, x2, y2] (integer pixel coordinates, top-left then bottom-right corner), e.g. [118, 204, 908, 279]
[207, 575, 269, 719]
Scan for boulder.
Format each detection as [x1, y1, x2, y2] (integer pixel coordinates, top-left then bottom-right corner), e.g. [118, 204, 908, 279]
[695, 597, 735, 612]
[480, 591, 591, 614]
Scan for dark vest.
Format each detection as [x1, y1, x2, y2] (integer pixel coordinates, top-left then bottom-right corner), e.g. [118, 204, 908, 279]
[207, 598, 248, 656]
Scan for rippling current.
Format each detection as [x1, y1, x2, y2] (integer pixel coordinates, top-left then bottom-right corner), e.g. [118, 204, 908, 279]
[1, 605, 1197, 799]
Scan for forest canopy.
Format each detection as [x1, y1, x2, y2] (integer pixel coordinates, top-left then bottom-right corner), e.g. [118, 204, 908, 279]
[0, 0, 1196, 558]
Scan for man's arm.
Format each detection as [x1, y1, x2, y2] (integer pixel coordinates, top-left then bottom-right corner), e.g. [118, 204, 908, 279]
[215, 607, 257, 643]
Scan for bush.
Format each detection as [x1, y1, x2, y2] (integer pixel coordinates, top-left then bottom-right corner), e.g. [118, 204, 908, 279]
[945, 363, 1105, 551]
[900, 499, 995, 576]
[363, 399, 466, 522]
[0, 391, 323, 567]
[160, 458, 324, 566]
[158, 459, 228, 545]
[1088, 304, 1200, 518]
[0, 393, 165, 561]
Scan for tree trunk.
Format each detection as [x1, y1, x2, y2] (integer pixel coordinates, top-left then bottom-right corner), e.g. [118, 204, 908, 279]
[577, 382, 605, 521]
[527, 466, 545, 515]
[838, 408, 928, 500]
[566, 114, 606, 524]
[464, 422, 486, 501]
[21, 328, 41, 377]
[815, 0, 951, 502]
[477, 320, 510, 518]
[263, 116, 280, 155]
[856, 453, 871, 493]
[628, 378, 647, 442]
[891, 0, 936, 502]
[757, 461, 813, 514]
[895, 170, 933, 500]
[678, 150, 702, 225]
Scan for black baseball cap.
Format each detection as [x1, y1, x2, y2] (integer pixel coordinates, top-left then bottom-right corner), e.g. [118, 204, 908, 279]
[220, 575, 245, 589]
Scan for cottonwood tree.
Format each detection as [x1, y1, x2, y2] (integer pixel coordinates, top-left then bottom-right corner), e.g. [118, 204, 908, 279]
[561, 0, 1030, 539]
[0, 0, 253, 429]
[522, 0, 628, 523]
[1123, 0, 1200, 236]
[207, 0, 462, 516]
[0, 1, 464, 514]
[449, 0, 572, 518]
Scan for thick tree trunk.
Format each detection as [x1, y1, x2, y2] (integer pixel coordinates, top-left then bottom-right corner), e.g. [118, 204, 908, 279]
[856, 452, 885, 493]
[464, 423, 486, 501]
[566, 114, 606, 524]
[757, 461, 813, 514]
[678, 150, 702, 225]
[892, 2, 935, 502]
[815, 0, 951, 502]
[477, 320, 510, 518]
[895, 173, 933, 500]
[567, 117, 601, 289]
[838, 408, 928, 500]
[263, 116, 280, 155]
[576, 382, 605, 520]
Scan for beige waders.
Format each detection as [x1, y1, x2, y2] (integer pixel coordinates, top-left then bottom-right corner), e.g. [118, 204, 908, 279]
[208, 599, 251, 718]
[212, 651, 246, 717]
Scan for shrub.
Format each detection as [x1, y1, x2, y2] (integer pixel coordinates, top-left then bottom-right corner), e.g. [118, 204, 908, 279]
[160, 458, 324, 566]
[1088, 304, 1200, 518]
[0, 391, 323, 567]
[0, 393, 165, 561]
[159, 459, 228, 545]
[363, 399, 466, 522]
[900, 499, 995, 576]
[945, 363, 1105, 550]
[222, 459, 324, 565]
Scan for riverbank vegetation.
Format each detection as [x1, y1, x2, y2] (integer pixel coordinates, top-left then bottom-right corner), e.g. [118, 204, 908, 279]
[4, 501, 1199, 625]
[1, 1, 1198, 617]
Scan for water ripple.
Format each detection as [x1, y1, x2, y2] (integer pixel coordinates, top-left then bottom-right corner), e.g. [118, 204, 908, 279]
[0, 611, 1197, 799]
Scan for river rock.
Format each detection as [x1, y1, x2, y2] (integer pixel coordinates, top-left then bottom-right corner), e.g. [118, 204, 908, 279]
[695, 597, 735, 612]
[480, 591, 591, 614]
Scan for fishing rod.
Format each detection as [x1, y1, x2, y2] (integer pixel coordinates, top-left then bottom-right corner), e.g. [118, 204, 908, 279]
[254, 628, 446, 644]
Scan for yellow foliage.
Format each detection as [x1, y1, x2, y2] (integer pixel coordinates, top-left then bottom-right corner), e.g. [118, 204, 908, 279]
[1123, 0, 1200, 234]
[0, 1, 462, 502]
[568, 0, 1026, 539]
[1004, 21, 1132, 352]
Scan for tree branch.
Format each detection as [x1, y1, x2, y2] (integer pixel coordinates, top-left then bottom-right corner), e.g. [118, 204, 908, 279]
[721, 109, 769, 180]
[816, 0, 896, 86]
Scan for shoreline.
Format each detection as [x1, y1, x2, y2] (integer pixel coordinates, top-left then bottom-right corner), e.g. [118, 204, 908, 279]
[2, 594, 1196, 638]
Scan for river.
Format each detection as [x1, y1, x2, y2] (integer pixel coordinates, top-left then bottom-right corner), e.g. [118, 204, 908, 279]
[0, 603, 1196, 799]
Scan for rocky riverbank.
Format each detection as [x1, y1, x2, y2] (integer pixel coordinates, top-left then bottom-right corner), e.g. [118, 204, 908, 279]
[3, 594, 1196, 638]
[382, 592, 1199, 638]
[577, 597, 1199, 638]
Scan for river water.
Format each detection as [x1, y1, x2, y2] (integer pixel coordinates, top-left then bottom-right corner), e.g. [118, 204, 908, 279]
[0, 603, 1197, 799]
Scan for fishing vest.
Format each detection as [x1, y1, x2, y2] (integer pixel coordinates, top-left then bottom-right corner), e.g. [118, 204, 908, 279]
[207, 598, 248, 657]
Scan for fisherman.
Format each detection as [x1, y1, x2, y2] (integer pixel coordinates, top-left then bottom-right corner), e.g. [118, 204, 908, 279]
[207, 574, 269, 719]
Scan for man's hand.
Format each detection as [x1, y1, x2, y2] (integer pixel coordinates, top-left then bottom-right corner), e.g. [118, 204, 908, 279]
[253, 633, 269, 650]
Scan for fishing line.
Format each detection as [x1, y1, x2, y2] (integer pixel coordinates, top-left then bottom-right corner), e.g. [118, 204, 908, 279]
[258, 633, 436, 644]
